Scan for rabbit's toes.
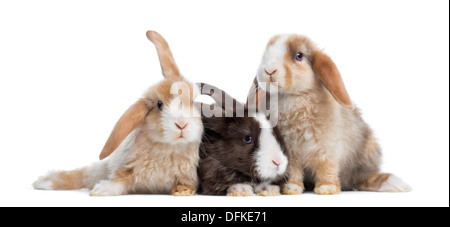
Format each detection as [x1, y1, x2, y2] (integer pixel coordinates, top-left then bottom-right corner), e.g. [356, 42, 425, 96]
[227, 183, 255, 196]
[255, 184, 281, 196]
[171, 185, 196, 196]
[314, 183, 340, 195]
[282, 183, 304, 195]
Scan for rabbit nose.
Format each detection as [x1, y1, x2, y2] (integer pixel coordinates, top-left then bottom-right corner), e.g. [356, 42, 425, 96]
[175, 122, 188, 130]
[265, 68, 277, 76]
[272, 160, 282, 166]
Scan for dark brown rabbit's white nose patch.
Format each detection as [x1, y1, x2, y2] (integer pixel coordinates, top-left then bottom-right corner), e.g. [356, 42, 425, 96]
[253, 114, 288, 180]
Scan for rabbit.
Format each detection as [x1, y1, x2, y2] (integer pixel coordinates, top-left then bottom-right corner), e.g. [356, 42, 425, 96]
[196, 83, 288, 196]
[247, 34, 411, 195]
[33, 31, 204, 196]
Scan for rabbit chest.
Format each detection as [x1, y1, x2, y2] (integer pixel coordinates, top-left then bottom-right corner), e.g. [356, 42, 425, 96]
[124, 142, 200, 194]
[276, 93, 345, 166]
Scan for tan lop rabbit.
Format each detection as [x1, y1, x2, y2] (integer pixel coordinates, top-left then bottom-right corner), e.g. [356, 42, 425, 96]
[33, 31, 203, 196]
[249, 34, 411, 195]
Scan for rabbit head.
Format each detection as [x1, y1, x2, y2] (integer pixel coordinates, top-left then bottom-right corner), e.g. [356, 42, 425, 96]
[198, 83, 288, 182]
[99, 31, 203, 160]
[256, 34, 353, 109]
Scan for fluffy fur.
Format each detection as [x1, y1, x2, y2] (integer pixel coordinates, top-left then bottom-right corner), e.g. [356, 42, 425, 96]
[249, 34, 411, 194]
[197, 83, 288, 196]
[33, 31, 203, 196]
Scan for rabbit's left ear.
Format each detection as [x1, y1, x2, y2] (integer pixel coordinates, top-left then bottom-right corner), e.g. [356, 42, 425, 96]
[313, 51, 353, 109]
[99, 99, 149, 160]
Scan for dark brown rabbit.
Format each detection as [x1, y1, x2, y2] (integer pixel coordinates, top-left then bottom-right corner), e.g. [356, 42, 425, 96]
[196, 83, 288, 196]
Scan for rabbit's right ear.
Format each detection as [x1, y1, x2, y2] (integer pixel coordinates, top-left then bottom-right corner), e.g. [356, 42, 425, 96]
[99, 99, 149, 160]
[146, 30, 181, 80]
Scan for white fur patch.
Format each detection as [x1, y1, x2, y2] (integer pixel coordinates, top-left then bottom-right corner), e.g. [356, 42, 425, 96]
[257, 34, 317, 94]
[257, 35, 290, 90]
[254, 113, 273, 129]
[378, 175, 412, 192]
[32, 176, 53, 190]
[104, 128, 138, 179]
[160, 98, 203, 145]
[254, 114, 288, 181]
[90, 180, 125, 196]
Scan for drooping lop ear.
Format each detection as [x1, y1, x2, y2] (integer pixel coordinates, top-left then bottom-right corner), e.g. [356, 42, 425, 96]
[313, 51, 353, 109]
[99, 99, 149, 160]
[146, 30, 181, 80]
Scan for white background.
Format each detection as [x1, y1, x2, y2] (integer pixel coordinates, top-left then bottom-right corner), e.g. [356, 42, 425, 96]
[0, 0, 448, 207]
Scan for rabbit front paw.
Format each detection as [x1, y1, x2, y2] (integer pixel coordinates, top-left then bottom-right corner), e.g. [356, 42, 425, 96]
[282, 183, 304, 195]
[314, 183, 340, 195]
[227, 183, 255, 196]
[255, 184, 281, 196]
[171, 185, 196, 196]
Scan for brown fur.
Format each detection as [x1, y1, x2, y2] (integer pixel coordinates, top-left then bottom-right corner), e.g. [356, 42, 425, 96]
[197, 83, 288, 195]
[285, 35, 316, 62]
[146, 31, 180, 79]
[247, 77, 266, 109]
[49, 170, 84, 190]
[248, 34, 410, 193]
[312, 158, 341, 194]
[313, 51, 353, 109]
[33, 31, 203, 196]
[283, 63, 293, 89]
[109, 168, 133, 194]
[357, 173, 392, 191]
[289, 180, 304, 189]
[266, 35, 281, 48]
[99, 99, 149, 160]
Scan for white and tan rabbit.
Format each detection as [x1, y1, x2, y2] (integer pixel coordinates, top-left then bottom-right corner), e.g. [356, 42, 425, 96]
[33, 31, 203, 196]
[248, 34, 411, 195]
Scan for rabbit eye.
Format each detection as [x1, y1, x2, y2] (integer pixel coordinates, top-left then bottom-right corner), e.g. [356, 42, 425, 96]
[157, 101, 163, 110]
[295, 52, 303, 61]
[243, 135, 253, 145]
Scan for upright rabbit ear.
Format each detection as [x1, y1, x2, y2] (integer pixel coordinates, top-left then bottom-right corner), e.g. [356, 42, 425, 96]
[313, 51, 353, 109]
[146, 30, 181, 80]
[99, 99, 149, 160]
[197, 83, 245, 116]
[246, 77, 267, 111]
